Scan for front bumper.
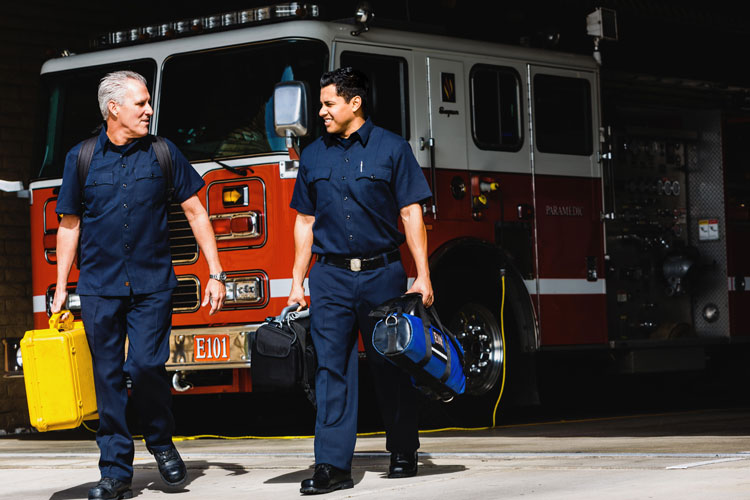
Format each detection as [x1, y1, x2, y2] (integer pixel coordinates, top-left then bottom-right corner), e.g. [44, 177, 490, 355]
[166, 324, 259, 371]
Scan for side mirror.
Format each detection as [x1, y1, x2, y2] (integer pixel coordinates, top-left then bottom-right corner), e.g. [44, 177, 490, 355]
[274, 81, 309, 138]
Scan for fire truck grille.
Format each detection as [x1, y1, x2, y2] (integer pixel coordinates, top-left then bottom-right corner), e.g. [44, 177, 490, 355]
[173, 275, 200, 313]
[169, 203, 199, 264]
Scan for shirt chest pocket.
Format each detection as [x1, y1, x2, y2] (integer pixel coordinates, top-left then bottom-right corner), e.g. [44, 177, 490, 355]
[355, 165, 393, 202]
[83, 172, 115, 216]
[135, 163, 166, 205]
[355, 166, 392, 183]
[309, 167, 333, 210]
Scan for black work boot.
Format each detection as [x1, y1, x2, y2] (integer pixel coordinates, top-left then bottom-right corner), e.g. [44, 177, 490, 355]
[388, 451, 418, 478]
[151, 445, 187, 487]
[300, 463, 354, 494]
[88, 477, 132, 499]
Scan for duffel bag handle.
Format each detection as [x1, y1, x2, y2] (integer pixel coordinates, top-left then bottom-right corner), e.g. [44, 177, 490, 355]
[49, 310, 74, 331]
[278, 303, 310, 323]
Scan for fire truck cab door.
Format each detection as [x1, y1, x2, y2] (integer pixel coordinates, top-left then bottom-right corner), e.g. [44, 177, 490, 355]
[426, 58, 468, 170]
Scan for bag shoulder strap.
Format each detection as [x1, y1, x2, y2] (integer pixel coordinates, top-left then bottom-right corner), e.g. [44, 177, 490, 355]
[77, 134, 174, 201]
[426, 306, 465, 366]
[76, 136, 98, 189]
[151, 135, 174, 202]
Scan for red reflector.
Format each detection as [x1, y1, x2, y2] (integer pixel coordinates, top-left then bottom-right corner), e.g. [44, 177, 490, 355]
[43, 233, 57, 250]
[211, 218, 232, 235]
[230, 216, 252, 233]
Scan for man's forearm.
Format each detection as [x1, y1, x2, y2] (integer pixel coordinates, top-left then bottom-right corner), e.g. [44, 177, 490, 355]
[182, 195, 222, 274]
[292, 214, 315, 288]
[401, 203, 430, 278]
[188, 214, 222, 274]
[55, 215, 81, 289]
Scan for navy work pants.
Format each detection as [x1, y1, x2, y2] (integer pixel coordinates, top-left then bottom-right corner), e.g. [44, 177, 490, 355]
[80, 289, 175, 481]
[309, 259, 420, 471]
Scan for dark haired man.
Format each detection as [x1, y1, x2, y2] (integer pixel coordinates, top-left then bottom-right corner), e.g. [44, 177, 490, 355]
[288, 66, 433, 494]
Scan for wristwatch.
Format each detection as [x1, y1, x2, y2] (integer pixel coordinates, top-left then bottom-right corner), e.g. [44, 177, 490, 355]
[209, 271, 227, 283]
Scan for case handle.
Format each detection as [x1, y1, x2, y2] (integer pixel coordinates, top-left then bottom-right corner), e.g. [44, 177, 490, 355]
[48, 310, 74, 331]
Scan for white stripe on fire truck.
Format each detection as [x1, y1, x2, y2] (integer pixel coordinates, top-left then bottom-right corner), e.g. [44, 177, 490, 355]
[525, 279, 606, 295]
[269, 278, 310, 298]
[728, 277, 750, 292]
[32, 295, 46, 313]
[32, 278, 607, 314]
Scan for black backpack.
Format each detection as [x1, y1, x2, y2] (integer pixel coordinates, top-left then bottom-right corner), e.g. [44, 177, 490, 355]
[76, 134, 174, 202]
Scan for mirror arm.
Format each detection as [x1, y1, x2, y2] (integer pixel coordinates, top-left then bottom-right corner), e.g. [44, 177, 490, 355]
[286, 131, 301, 161]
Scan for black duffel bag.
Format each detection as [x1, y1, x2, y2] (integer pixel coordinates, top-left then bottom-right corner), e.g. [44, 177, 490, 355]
[250, 304, 316, 407]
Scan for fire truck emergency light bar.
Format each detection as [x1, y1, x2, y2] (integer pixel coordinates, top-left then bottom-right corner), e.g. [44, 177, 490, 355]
[91, 3, 320, 49]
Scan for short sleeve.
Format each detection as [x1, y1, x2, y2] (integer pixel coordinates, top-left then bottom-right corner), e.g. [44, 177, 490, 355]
[289, 143, 317, 215]
[167, 138, 205, 203]
[55, 143, 84, 216]
[391, 139, 432, 209]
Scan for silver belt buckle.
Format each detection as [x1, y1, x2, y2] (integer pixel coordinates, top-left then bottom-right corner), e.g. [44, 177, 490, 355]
[349, 258, 362, 272]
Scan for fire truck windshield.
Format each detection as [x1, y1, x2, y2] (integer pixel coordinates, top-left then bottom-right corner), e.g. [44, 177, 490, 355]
[36, 60, 157, 180]
[157, 39, 327, 162]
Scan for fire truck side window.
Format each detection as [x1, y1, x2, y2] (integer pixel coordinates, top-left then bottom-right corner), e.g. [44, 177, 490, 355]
[533, 74, 593, 156]
[339, 51, 409, 140]
[158, 39, 328, 161]
[469, 64, 523, 151]
[36, 60, 156, 180]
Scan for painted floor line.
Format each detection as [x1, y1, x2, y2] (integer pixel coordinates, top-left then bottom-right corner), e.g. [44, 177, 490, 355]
[666, 457, 749, 469]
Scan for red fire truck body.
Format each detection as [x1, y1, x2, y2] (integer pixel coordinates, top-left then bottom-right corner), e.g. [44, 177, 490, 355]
[16, 5, 748, 405]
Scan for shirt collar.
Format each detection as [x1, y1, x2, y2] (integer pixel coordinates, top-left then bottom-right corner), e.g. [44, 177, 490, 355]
[323, 117, 373, 148]
[98, 123, 150, 155]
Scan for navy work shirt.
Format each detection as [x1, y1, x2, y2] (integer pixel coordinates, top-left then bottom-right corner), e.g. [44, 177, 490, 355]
[290, 119, 432, 257]
[56, 126, 204, 296]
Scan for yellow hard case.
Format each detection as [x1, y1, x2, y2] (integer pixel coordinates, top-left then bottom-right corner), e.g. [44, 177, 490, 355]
[20, 311, 98, 431]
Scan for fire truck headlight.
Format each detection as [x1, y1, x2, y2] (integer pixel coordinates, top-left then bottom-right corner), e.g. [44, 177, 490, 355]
[66, 293, 82, 311]
[223, 276, 262, 305]
[225, 281, 236, 302]
[211, 212, 260, 240]
[2, 338, 23, 375]
[46, 287, 81, 316]
[234, 278, 261, 302]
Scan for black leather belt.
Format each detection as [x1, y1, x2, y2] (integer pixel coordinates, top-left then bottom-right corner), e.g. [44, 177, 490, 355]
[317, 249, 401, 272]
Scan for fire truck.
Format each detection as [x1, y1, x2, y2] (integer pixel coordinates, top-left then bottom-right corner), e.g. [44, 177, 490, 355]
[7, 3, 750, 416]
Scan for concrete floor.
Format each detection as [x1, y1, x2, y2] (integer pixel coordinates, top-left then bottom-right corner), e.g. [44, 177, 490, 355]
[1, 408, 750, 499]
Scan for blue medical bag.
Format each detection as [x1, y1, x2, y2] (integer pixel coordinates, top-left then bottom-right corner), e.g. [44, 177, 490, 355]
[371, 293, 465, 401]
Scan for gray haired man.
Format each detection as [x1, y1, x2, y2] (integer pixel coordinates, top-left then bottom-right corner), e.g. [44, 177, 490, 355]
[52, 70, 226, 499]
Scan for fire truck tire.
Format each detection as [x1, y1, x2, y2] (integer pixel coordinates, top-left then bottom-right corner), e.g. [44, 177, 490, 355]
[448, 301, 505, 397]
[429, 265, 538, 426]
[421, 294, 517, 428]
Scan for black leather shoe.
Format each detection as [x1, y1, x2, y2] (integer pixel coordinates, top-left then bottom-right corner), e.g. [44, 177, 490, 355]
[300, 463, 354, 495]
[152, 445, 187, 487]
[388, 451, 418, 478]
[88, 477, 132, 499]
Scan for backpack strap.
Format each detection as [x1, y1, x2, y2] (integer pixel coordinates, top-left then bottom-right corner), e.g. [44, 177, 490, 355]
[150, 135, 174, 202]
[76, 136, 98, 192]
[77, 134, 174, 202]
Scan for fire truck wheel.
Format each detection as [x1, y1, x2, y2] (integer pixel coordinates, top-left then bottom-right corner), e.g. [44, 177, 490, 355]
[418, 296, 516, 428]
[449, 302, 505, 397]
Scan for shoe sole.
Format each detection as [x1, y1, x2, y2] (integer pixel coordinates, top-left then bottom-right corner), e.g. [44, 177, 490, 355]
[161, 474, 188, 488]
[300, 479, 354, 495]
[88, 489, 132, 500]
[387, 467, 418, 479]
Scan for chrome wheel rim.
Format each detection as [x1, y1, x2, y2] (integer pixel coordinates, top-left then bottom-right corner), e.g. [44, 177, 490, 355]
[450, 303, 504, 396]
